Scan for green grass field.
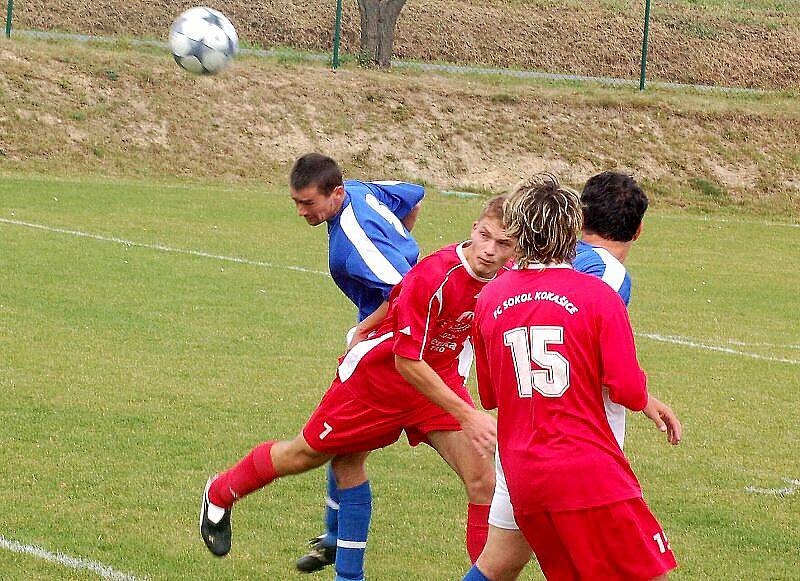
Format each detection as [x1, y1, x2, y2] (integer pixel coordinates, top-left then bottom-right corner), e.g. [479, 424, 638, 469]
[1, 174, 798, 579]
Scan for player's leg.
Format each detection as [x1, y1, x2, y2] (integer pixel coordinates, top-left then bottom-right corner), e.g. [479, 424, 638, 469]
[426, 429, 495, 562]
[331, 452, 372, 581]
[469, 453, 532, 580]
[296, 464, 340, 573]
[466, 526, 531, 581]
[201, 434, 332, 556]
[297, 327, 360, 572]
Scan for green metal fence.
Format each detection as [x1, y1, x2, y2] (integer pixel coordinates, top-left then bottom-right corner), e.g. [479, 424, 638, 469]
[5, 0, 13, 38]
[0, 0, 776, 91]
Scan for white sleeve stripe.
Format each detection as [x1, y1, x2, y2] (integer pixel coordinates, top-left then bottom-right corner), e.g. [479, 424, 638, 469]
[594, 247, 627, 292]
[339, 204, 403, 286]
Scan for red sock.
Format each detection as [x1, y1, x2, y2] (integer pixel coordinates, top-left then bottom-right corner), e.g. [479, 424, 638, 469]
[467, 503, 491, 563]
[209, 441, 277, 509]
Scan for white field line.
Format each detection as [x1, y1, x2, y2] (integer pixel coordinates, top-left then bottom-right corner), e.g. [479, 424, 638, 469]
[0, 535, 144, 580]
[726, 339, 800, 350]
[650, 214, 800, 229]
[4, 217, 798, 364]
[745, 478, 800, 497]
[635, 333, 800, 365]
[0, 218, 329, 276]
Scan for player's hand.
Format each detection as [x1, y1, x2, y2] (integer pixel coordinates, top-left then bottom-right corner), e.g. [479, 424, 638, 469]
[642, 395, 682, 445]
[345, 327, 369, 353]
[461, 409, 497, 458]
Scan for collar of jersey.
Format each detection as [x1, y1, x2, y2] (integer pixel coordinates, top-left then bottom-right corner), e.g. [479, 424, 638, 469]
[514, 262, 573, 270]
[456, 242, 497, 282]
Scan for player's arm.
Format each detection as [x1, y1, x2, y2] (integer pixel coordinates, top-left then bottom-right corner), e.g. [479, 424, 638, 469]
[598, 294, 649, 412]
[472, 307, 497, 410]
[394, 355, 496, 457]
[401, 202, 422, 232]
[642, 395, 682, 445]
[347, 300, 389, 350]
[368, 182, 425, 226]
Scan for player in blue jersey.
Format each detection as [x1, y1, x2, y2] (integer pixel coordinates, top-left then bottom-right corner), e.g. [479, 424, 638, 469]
[464, 172, 682, 581]
[288, 153, 425, 572]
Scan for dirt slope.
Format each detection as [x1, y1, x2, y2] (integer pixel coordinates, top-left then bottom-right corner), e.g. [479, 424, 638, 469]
[12, 1, 800, 90]
[0, 38, 798, 216]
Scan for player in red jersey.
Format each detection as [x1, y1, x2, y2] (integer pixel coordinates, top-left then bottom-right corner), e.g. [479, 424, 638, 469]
[199, 197, 515, 580]
[465, 174, 677, 581]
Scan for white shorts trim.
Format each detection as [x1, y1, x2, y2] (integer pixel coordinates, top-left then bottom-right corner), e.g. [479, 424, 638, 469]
[489, 451, 519, 530]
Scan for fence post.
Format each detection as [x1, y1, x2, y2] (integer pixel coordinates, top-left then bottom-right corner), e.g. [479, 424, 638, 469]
[639, 0, 652, 90]
[5, 0, 13, 38]
[332, 0, 343, 69]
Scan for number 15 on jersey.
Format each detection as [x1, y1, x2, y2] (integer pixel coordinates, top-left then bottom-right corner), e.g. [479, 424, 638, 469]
[503, 326, 570, 398]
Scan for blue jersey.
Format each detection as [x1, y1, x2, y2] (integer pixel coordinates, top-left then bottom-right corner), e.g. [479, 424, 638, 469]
[327, 180, 424, 321]
[573, 240, 632, 306]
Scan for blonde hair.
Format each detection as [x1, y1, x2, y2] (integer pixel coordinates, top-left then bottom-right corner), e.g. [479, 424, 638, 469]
[479, 194, 507, 222]
[504, 173, 582, 267]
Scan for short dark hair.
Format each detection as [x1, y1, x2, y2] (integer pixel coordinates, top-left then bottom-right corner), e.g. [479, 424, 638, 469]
[581, 172, 648, 242]
[289, 153, 343, 195]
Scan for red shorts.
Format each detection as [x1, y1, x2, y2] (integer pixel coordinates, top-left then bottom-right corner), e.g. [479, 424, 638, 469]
[515, 497, 677, 581]
[302, 376, 474, 454]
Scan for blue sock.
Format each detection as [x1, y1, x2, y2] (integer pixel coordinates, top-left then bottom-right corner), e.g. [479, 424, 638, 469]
[323, 464, 339, 547]
[334, 480, 372, 581]
[463, 564, 491, 581]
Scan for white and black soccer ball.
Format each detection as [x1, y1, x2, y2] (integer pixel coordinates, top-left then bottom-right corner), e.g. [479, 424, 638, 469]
[169, 7, 238, 75]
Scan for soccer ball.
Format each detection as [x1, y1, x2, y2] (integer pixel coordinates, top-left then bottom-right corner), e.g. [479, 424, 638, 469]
[169, 7, 239, 75]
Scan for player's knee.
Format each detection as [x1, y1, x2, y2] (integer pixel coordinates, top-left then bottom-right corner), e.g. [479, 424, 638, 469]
[331, 454, 368, 488]
[274, 436, 330, 475]
[464, 468, 495, 503]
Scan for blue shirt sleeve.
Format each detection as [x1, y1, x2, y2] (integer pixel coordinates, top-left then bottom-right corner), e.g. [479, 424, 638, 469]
[359, 180, 425, 220]
[573, 248, 632, 306]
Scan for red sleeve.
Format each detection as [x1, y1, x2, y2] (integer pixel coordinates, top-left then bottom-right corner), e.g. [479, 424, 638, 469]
[391, 267, 442, 361]
[472, 303, 497, 410]
[598, 292, 649, 411]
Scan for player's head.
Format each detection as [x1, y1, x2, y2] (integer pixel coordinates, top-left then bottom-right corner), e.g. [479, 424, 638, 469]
[505, 173, 582, 268]
[465, 195, 516, 278]
[289, 153, 346, 226]
[581, 172, 648, 242]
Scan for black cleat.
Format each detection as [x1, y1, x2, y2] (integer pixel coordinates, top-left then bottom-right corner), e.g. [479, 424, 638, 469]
[295, 534, 337, 573]
[199, 476, 232, 557]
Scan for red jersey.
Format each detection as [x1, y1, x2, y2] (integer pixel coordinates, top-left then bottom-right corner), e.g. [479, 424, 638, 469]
[473, 265, 649, 513]
[339, 242, 506, 411]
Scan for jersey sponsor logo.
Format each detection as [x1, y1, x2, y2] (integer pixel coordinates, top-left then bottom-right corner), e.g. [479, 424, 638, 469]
[426, 311, 474, 352]
[493, 291, 579, 319]
[429, 337, 459, 353]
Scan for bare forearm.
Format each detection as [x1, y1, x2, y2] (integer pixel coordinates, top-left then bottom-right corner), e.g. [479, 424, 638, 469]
[356, 301, 389, 336]
[401, 203, 422, 232]
[395, 355, 472, 421]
